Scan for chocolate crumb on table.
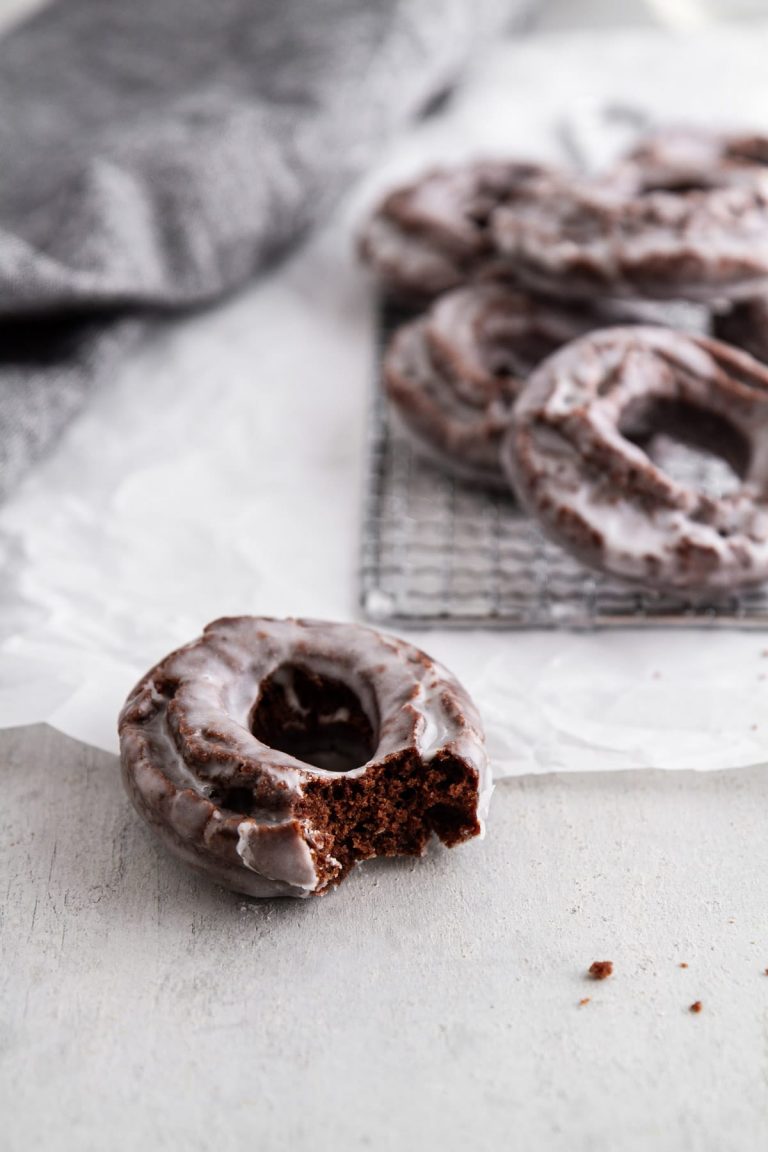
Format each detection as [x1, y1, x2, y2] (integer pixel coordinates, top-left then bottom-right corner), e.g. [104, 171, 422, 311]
[679, 962, 689, 969]
[689, 1001, 703, 1014]
[579, 998, 591, 1007]
[588, 961, 613, 980]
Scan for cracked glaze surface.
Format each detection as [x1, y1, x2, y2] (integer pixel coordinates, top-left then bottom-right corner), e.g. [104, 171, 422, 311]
[384, 283, 616, 486]
[504, 326, 768, 591]
[612, 127, 768, 194]
[492, 167, 768, 303]
[359, 160, 552, 301]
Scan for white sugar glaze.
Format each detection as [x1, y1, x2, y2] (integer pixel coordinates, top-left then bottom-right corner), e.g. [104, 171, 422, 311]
[384, 284, 627, 487]
[505, 326, 768, 591]
[360, 160, 553, 301]
[493, 173, 768, 303]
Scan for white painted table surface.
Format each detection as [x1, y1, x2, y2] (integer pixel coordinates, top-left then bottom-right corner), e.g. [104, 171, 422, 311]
[3, 2, 768, 1150]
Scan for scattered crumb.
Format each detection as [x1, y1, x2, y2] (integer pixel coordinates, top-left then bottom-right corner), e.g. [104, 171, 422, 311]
[759, 673, 767, 681]
[762, 649, 768, 657]
[764, 968, 768, 976]
[728, 917, 736, 924]
[579, 997, 591, 1007]
[689, 1001, 703, 1014]
[588, 960, 613, 981]
[751, 724, 759, 731]
[679, 962, 689, 969]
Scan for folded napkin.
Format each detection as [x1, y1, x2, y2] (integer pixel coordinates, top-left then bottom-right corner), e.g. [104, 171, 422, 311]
[0, 0, 529, 500]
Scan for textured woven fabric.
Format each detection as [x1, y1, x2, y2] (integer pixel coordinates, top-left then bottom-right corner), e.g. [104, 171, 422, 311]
[0, 0, 530, 499]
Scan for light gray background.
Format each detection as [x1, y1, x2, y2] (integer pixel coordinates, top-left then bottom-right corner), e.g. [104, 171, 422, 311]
[3, 3, 768, 1151]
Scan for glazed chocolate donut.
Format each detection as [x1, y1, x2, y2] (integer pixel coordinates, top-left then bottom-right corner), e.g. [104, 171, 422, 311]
[383, 283, 625, 487]
[359, 160, 551, 302]
[491, 168, 768, 303]
[503, 326, 768, 591]
[713, 295, 768, 363]
[119, 617, 489, 899]
[613, 127, 768, 194]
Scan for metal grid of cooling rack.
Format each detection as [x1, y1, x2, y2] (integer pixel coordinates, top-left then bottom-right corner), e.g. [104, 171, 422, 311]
[359, 305, 768, 630]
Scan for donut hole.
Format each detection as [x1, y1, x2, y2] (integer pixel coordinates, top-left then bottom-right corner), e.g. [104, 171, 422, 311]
[466, 207, 492, 231]
[482, 319, 569, 382]
[619, 397, 749, 497]
[249, 664, 377, 774]
[211, 786, 257, 817]
[639, 176, 718, 196]
[465, 190, 503, 232]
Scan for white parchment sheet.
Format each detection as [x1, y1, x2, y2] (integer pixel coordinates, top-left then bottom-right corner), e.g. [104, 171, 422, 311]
[3, 25, 768, 773]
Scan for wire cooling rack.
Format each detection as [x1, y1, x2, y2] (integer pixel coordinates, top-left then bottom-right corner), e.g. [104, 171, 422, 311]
[359, 303, 768, 630]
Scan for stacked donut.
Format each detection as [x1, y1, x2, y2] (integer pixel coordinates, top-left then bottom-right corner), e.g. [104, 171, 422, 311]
[360, 128, 768, 593]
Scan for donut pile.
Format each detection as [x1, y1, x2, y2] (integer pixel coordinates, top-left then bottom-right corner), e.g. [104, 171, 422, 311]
[360, 128, 768, 593]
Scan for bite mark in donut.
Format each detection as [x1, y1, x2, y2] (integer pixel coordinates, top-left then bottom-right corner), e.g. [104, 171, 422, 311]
[119, 617, 489, 899]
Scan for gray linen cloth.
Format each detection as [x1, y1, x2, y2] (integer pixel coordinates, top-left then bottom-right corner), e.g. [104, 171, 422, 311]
[0, 0, 531, 499]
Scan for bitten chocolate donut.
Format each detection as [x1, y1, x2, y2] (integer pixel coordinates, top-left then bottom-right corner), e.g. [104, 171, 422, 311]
[119, 617, 489, 899]
[492, 168, 768, 303]
[383, 283, 622, 486]
[503, 326, 768, 591]
[359, 160, 551, 301]
[714, 295, 768, 363]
